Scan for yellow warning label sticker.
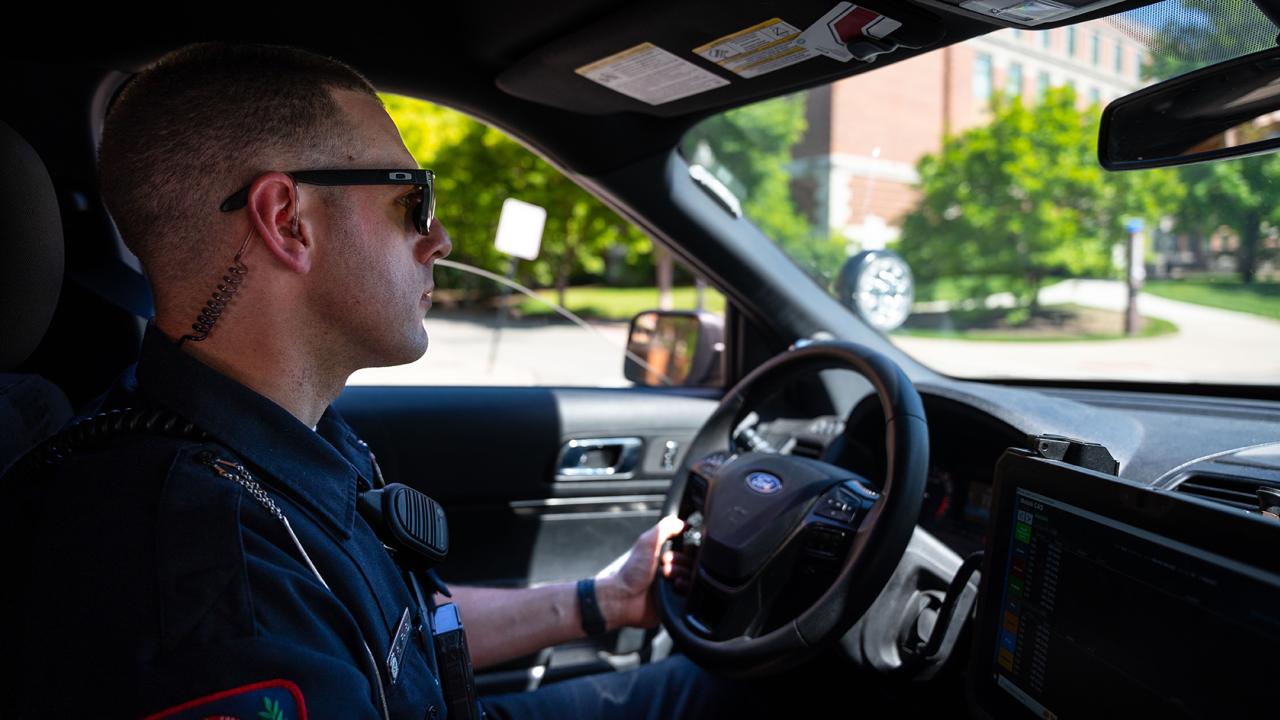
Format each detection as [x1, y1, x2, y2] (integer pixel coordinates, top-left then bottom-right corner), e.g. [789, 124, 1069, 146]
[693, 18, 810, 79]
[576, 42, 729, 106]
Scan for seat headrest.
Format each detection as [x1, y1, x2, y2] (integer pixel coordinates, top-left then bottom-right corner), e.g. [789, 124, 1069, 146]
[0, 118, 64, 370]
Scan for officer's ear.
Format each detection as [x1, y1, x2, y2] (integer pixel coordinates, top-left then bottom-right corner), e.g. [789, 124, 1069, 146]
[245, 172, 311, 275]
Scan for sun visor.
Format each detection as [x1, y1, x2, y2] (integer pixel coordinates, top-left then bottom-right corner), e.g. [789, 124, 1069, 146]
[496, 1, 946, 117]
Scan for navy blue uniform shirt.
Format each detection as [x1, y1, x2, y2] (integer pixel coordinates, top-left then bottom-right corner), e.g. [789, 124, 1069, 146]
[5, 324, 446, 718]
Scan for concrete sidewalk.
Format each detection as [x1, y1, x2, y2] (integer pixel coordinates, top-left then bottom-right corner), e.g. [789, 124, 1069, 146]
[893, 279, 1280, 383]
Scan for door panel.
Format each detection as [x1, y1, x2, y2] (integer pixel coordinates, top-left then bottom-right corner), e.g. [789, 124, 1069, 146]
[335, 385, 718, 691]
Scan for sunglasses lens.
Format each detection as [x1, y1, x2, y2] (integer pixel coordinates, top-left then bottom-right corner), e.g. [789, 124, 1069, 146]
[424, 179, 435, 233]
[411, 184, 435, 234]
[404, 186, 423, 235]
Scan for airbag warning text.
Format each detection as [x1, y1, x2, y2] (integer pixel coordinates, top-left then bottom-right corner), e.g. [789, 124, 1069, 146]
[576, 43, 729, 106]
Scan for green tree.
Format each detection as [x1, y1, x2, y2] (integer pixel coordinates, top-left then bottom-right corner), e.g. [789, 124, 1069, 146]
[1141, 0, 1280, 283]
[897, 88, 1183, 310]
[1176, 157, 1280, 283]
[1142, 0, 1272, 82]
[682, 94, 846, 285]
[382, 94, 651, 303]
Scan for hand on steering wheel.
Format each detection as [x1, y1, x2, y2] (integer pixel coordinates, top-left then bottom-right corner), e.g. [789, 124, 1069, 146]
[656, 341, 929, 676]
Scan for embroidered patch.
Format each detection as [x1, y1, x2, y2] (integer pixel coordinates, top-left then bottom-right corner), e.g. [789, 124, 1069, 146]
[143, 679, 306, 720]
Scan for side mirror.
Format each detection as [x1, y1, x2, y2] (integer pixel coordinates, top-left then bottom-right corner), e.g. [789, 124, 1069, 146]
[1100, 46, 1280, 171]
[624, 310, 724, 387]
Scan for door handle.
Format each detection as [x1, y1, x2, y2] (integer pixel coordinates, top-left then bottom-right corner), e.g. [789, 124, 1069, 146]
[555, 437, 644, 481]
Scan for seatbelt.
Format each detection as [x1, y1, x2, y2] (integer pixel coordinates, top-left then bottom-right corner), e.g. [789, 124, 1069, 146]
[67, 258, 153, 318]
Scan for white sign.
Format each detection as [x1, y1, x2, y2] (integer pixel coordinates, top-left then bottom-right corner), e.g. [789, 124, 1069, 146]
[494, 198, 546, 261]
[576, 42, 730, 106]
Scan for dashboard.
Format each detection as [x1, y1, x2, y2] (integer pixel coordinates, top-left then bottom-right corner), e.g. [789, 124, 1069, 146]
[741, 376, 1280, 555]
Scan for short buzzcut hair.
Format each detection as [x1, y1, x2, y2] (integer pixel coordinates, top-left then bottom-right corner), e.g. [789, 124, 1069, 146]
[98, 42, 381, 303]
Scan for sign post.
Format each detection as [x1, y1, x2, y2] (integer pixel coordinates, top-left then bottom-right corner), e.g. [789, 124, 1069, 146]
[488, 199, 547, 371]
[1125, 218, 1145, 337]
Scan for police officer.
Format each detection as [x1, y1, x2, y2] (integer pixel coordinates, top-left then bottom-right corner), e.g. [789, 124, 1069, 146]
[5, 41, 788, 718]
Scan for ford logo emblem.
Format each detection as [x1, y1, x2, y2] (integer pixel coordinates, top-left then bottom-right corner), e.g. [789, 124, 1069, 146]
[746, 472, 782, 495]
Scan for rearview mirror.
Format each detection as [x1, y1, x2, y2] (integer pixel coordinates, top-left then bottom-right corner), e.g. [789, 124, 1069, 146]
[624, 310, 724, 387]
[1099, 46, 1280, 171]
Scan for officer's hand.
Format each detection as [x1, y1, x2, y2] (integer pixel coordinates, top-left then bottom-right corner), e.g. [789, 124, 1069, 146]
[596, 515, 687, 630]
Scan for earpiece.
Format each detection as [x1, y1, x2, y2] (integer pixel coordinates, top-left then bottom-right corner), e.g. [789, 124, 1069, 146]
[178, 228, 254, 346]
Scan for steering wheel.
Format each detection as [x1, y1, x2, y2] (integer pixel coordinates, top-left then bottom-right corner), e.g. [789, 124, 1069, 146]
[656, 341, 929, 676]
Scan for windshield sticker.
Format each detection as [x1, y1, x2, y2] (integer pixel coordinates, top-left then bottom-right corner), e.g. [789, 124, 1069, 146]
[576, 42, 730, 106]
[694, 5, 903, 78]
[694, 18, 811, 79]
[798, 3, 903, 63]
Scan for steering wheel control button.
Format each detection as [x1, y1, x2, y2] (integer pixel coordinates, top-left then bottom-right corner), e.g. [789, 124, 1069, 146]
[746, 471, 783, 495]
[804, 526, 849, 558]
[693, 452, 734, 479]
[816, 496, 857, 524]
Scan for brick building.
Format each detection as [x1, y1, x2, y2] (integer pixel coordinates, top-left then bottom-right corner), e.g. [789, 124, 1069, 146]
[792, 20, 1148, 251]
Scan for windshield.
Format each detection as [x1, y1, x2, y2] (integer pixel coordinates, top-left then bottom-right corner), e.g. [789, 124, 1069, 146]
[683, 0, 1280, 385]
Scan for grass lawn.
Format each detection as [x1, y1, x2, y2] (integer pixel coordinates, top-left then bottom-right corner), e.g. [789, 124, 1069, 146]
[516, 285, 727, 322]
[1143, 278, 1280, 321]
[917, 275, 1018, 303]
[893, 303, 1178, 342]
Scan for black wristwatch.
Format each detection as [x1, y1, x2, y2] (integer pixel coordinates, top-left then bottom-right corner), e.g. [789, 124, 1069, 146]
[576, 577, 608, 637]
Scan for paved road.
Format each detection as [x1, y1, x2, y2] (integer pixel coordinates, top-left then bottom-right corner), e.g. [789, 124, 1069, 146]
[893, 279, 1280, 384]
[349, 281, 1280, 387]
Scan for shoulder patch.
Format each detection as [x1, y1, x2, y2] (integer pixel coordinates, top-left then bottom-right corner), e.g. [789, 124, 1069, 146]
[144, 679, 306, 720]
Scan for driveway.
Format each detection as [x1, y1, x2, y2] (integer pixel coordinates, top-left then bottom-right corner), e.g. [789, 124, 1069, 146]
[893, 279, 1280, 384]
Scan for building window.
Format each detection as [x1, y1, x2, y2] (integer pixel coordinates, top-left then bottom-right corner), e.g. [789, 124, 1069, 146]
[974, 52, 994, 100]
[1114, 40, 1124, 73]
[1065, 78, 1077, 95]
[1041, 30, 1052, 49]
[1038, 70, 1051, 98]
[1089, 87, 1101, 104]
[1008, 62, 1024, 96]
[1067, 27, 1077, 56]
[1012, 28, 1023, 39]
[1091, 33, 1100, 66]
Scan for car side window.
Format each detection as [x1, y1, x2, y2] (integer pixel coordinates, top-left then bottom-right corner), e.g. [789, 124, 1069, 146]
[346, 93, 726, 388]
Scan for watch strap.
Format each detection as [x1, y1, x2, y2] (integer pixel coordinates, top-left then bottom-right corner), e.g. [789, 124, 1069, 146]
[576, 577, 607, 637]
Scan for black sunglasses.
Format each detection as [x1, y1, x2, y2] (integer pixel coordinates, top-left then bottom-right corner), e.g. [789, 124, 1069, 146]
[219, 168, 436, 235]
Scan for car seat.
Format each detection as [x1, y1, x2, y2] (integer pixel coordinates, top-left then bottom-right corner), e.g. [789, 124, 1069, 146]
[0, 118, 74, 470]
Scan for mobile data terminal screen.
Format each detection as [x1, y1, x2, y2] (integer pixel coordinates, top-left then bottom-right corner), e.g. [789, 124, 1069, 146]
[970, 449, 1280, 719]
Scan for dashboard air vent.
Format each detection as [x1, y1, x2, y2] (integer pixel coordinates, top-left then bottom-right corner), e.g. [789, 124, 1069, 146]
[1174, 474, 1272, 510]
